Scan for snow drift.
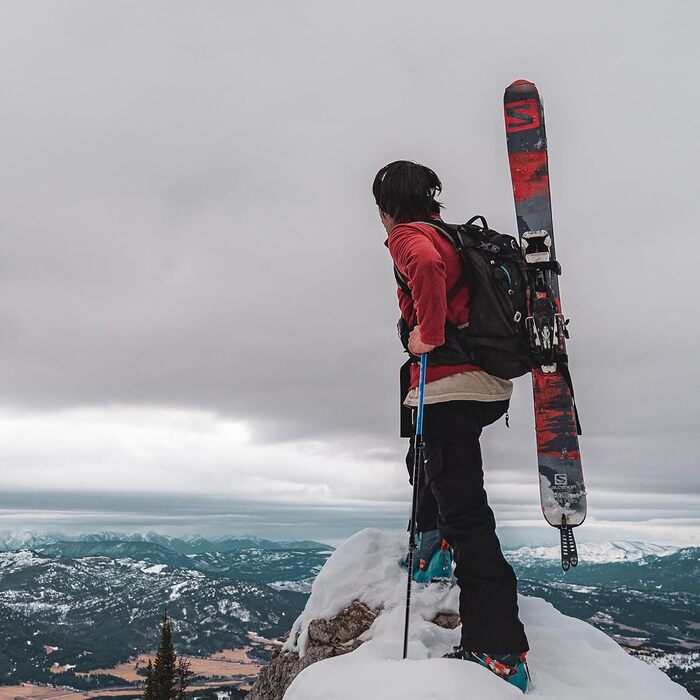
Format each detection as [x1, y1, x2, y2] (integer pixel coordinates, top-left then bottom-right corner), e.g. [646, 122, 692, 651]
[280, 529, 691, 699]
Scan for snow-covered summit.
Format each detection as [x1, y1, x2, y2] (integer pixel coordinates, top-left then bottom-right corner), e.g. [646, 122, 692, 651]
[281, 529, 691, 699]
[506, 540, 680, 564]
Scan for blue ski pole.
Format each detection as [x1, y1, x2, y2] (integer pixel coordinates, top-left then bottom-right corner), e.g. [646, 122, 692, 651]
[402, 352, 428, 659]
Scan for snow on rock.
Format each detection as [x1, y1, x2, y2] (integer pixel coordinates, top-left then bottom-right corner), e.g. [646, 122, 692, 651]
[0, 549, 42, 570]
[650, 651, 700, 673]
[283, 528, 458, 657]
[268, 578, 315, 594]
[168, 581, 191, 601]
[142, 563, 168, 574]
[280, 529, 691, 700]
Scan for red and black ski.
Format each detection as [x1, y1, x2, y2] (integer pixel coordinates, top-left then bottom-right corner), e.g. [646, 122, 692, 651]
[504, 80, 587, 570]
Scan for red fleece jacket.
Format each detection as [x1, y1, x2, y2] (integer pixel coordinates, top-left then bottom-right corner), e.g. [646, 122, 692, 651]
[387, 219, 480, 388]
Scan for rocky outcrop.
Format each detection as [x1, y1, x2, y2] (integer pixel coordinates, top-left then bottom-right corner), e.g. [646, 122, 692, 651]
[431, 612, 460, 629]
[248, 600, 379, 700]
[248, 600, 461, 700]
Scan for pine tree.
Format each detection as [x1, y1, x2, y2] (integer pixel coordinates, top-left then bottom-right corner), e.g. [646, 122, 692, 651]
[144, 659, 156, 700]
[174, 657, 194, 699]
[151, 608, 177, 700]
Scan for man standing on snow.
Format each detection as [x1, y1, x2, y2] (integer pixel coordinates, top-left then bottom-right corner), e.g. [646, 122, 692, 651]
[373, 160, 529, 691]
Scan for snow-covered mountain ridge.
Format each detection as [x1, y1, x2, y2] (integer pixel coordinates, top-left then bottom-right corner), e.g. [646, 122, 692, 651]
[275, 529, 692, 699]
[507, 540, 680, 564]
[0, 529, 330, 553]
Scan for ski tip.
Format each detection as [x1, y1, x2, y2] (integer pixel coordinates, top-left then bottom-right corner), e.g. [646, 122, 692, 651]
[505, 79, 538, 95]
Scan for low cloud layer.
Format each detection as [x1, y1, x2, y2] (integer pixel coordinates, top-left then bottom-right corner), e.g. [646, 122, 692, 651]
[0, 406, 696, 546]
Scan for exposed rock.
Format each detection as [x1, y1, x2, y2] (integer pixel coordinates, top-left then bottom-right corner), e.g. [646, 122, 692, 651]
[307, 600, 378, 645]
[431, 612, 460, 630]
[248, 600, 378, 700]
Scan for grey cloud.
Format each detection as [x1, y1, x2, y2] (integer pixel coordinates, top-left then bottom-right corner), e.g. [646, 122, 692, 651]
[0, 1, 697, 526]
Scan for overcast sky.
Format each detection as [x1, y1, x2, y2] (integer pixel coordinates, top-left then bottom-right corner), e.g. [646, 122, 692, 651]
[0, 1, 697, 547]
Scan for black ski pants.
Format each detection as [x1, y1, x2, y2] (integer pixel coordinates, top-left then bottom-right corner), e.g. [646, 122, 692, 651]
[406, 399, 529, 655]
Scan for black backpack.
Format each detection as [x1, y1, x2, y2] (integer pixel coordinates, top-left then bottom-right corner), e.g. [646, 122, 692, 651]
[394, 216, 535, 380]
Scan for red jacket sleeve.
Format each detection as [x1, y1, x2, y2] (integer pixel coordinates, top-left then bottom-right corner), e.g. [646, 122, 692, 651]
[388, 224, 446, 346]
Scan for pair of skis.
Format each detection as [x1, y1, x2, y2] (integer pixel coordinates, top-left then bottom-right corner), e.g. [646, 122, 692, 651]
[504, 81, 587, 571]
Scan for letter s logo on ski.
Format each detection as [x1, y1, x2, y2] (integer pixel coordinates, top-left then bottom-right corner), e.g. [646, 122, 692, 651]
[505, 99, 541, 133]
[554, 473, 568, 487]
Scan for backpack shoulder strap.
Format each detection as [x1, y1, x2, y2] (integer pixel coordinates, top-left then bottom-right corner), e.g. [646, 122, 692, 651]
[418, 218, 488, 252]
[417, 219, 461, 246]
[394, 265, 411, 296]
[393, 218, 483, 298]
[415, 219, 470, 301]
[392, 220, 456, 297]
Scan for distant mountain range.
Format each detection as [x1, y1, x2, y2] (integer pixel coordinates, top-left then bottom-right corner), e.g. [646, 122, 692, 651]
[0, 533, 696, 698]
[507, 540, 681, 564]
[0, 530, 330, 554]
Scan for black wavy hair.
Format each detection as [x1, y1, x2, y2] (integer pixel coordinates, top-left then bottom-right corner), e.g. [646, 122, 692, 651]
[372, 160, 443, 224]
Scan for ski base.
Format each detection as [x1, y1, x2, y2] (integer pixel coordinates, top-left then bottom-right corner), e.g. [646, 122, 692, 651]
[504, 78, 587, 567]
